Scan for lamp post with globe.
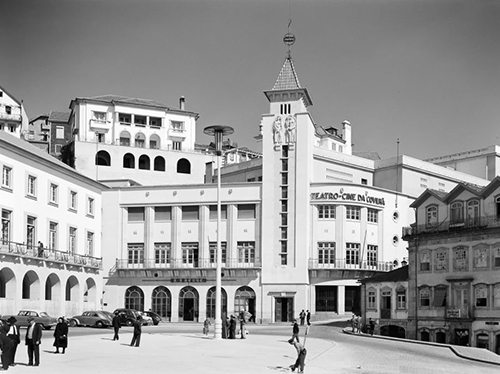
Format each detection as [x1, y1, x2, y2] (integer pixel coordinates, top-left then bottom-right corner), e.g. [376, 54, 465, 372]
[203, 125, 234, 339]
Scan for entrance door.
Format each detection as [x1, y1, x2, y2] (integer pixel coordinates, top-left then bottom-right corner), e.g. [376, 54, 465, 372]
[275, 297, 293, 322]
[183, 298, 195, 321]
[496, 335, 500, 355]
[345, 286, 361, 315]
[453, 287, 469, 318]
[247, 298, 256, 322]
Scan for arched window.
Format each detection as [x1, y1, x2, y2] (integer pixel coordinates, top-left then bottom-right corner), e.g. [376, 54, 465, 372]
[135, 133, 146, 148]
[420, 330, 430, 341]
[95, 150, 111, 166]
[206, 287, 227, 319]
[152, 286, 171, 320]
[65, 275, 79, 302]
[154, 156, 166, 171]
[177, 158, 191, 174]
[436, 330, 447, 344]
[139, 155, 150, 170]
[450, 201, 464, 225]
[426, 205, 438, 228]
[467, 199, 480, 226]
[179, 286, 199, 322]
[123, 153, 135, 169]
[119, 131, 131, 146]
[125, 286, 144, 311]
[234, 286, 256, 322]
[150, 134, 161, 149]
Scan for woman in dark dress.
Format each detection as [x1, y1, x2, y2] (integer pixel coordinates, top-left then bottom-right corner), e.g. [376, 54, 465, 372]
[53, 317, 68, 354]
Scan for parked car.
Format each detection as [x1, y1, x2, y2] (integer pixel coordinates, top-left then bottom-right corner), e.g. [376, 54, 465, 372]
[138, 311, 153, 325]
[141, 311, 161, 325]
[69, 311, 112, 328]
[1, 310, 57, 330]
[113, 308, 140, 326]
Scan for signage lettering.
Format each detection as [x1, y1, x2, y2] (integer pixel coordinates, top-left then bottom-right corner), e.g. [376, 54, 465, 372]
[310, 190, 385, 206]
[170, 278, 207, 283]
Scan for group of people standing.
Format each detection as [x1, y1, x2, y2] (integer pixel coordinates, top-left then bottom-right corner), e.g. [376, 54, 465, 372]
[0, 316, 68, 369]
[217, 311, 249, 340]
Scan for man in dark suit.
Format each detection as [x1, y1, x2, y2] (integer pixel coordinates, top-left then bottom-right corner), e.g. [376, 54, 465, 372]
[6, 316, 20, 366]
[0, 321, 14, 370]
[112, 311, 121, 341]
[25, 317, 42, 366]
[130, 316, 142, 347]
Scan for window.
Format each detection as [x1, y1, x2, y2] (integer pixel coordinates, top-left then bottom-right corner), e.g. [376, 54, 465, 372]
[155, 207, 171, 221]
[420, 252, 430, 271]
[182, 242, 198, 266]
[1, 209, 11, 244]
[450, 201, 464, 224]
[171, 121, 184, 132]
[119, 113, 132, 124]
[238, 242, 255, 263]
[87, 197, 94, 216]
[453, 247, 468, 271]
[134, 115, 146, 126]
[474, 247, 488, 268]
[49, 183, 58, 204]
[177, 158, 190, 173]
[345, 206, 360, 220]
[5, 106, 11, 115]
[150, 135, 160, 150]
[182, 206, 199, 220]
[367, 290, 376, 309]
[475, 284, 488, 307]
[361, 178, 368, 185]
[367, 209, 378, 223]
[209, 205, 227, 220]
[346, 243, 360, 265]
[495, 247, 500, 267]
[397, 289, 406, 309]
[494, 284, 500, 308]
[27, 175, 37, 197]
[209, 242, 227, 263]
[69, 191, 77, 210]
[238, 204, 256, 219]
[426, 206, 438, 227]
[496, 197, 500, 219]
[172, 141, 182, 151]
[92, 111, 106, 123]
[49, 222, 57, 250]
[149, 117, 161, 128]
[155, 243, 171, 264]
[318, 205, 335, 219]
[318, 242, 335, 264]
[56, 126, 65, 139]
[68, 227, 77, 254]
[435, 250, 448, 271]
[154, 156, 165, 171]
[120, 131, 131, 146]
[419, 288, 430, 307]
[128, 243, 144, 264]
[123, 153, 135, 168]
[432, 287, 447, 307]
[367, 245, 378, 266]
[135, 134, 145, 148]
[128, 207, 145, 222]
[2, 166, 12, 188]
[86, 232, 94, 256]
[97, 133, 105, 143]
[138, 155, 150, 170]
[26, 216, 36, 247]
[467, 199, 480, 226]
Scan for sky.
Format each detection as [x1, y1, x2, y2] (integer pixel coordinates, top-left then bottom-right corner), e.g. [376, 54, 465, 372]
[1, 0, 500, 160]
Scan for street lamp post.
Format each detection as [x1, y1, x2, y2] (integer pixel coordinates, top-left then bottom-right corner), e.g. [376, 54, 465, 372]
[203, 125, 234, 339]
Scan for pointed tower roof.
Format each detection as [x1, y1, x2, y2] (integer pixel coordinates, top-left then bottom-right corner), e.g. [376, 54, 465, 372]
[272, 56, 302, 91]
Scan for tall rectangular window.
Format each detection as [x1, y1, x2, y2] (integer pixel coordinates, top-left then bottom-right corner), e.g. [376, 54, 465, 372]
[154, 207, 172, 221]
[1, 209, 11, 244]
[426, 206, 438, 227]
[346, 243, 360, 265]
[128, 207, 145, 222]
[87, 197, 94, 216]
[27, 175, 37, 196]
[182, 206, 199, 220]
[56, 126, 65, 139]
[209, 205, 227, 220]
[318, 242, 335, 264]
[2, 166, 12, 188]
[238, 241, 255, 263]
[209, 242, 227, 263]
[128, 243, 144, 264]
[238, 204, 255, 219]
[453, 247, 468, 271]
[397, 290, 406, 309]
[435, 250, 448, 271]
[182, 242, 199, 266]
[86, 232, 94, 256]
[69, 191, 77, 210]
[367, 245, 378, 266]
[420, 288, 430, 307]
[367, 209, 378, 223]
[26, 216, 36, 247]
[367, 290, 376, 309]
[345, 206, 360, 220]
[154, 242, 171, 264]
[119, 113, 131, 124]
[172, 141, 182, 150]
[420, 252, 430, 271]
[68, 227, 77, 254]
[318, 205, 335, 219]
[49, 183, 58, 204]
[49, 222, 57, 250]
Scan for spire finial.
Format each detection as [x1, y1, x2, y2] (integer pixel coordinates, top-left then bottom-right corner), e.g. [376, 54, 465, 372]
[283, 0, 295, 58]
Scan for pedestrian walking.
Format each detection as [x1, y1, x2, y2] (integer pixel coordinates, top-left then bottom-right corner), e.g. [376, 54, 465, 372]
[53, 317, 68, 354]
[6, 316, 20, 366]
[203, 318, 211, 335]
[239, 311, 247, 339]
[368, 318, 375, 336]
[350, 314, 356, 333]
[130, 316, 142, 347]
[25, 317, 42, 366]
[229, 315, 236, 339]
[0, 321, 14, 370]
[306, 310, 311, 326]
[288, 339, 307, 373]
[112, 311, 121, 341]
[299, 310, 305, 326]
[290, 319, 300, 343]
[354, 315, 362, 334]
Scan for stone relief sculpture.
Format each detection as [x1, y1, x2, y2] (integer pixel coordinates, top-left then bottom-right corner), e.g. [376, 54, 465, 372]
[272, 116, 283, 145]
[284, 115, 296, 144]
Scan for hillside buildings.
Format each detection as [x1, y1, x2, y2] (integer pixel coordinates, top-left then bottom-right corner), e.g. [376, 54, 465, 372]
[0, 85, 29, 138]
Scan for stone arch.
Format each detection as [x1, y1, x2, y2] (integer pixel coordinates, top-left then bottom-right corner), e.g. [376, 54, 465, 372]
[123, 153, 135, 169]
[45, 273, 61, 301]
[179, 286, 199, 322]
[150, 134, 161, 149]
[0, 267, 16, 299]
[65, 275, 80, 301]
[177, 158, 191, 174]
[154, 156, 166, 171]
[125, 286, 144, 311]
[139, 155, 150, 170]
[152, 286, 171, 320]
[206, 286, 227, 319]
[234, 286, 256, 322]
[84, 277, 97, 309]
[120, 131, 131, 146]
[135, 133, 146, 148]
[95, 150, 111, 166]
[22, 270, 40, 300]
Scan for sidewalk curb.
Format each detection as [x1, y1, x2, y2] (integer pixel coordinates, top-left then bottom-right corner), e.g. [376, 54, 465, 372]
[341, 328, 500, 366]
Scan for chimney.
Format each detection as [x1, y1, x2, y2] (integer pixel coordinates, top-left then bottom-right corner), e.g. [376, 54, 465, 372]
[342, 120, 352, 155]
[179, 96, 185, 110]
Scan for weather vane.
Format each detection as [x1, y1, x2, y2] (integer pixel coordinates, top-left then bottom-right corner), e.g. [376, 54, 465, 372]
[283, 0, 295, 57]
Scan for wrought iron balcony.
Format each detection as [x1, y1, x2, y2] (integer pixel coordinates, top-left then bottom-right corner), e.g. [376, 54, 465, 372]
[0, 240, 102, 269]
[308, 258, 395, 271]
[402, 215, 497, 238]
[0, 113, 22, 122]
[115, 257, 261, 270]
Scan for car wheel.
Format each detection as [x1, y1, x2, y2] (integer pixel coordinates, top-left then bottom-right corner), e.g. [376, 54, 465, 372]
[96, 321, 104, 328]
[126, 319, 134, 326]
[69, 319, 78, 327]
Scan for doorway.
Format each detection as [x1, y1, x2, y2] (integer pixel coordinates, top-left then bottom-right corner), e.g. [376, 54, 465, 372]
[345, 286, 360, 315]
[183, 298, 195, 321]
[275, 297, 293, 322]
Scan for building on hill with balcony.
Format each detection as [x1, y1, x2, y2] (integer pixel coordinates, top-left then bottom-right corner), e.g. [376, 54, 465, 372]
[0, 84, 29, 138]
[403, 178, 500, 354]
[0, 131, 107, 318]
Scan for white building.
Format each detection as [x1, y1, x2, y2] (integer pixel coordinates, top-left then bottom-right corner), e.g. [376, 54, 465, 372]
[0, 131, 106, 318]
[0, 84, 29, 138]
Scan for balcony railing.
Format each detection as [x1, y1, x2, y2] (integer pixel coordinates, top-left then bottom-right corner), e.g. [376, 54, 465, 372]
[116, 257, 261, 270]
[308, 258, 395, 271]
[0, 240, 102, 269]
[402, 215, 498, 238]
[0, 113, 22, 122]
